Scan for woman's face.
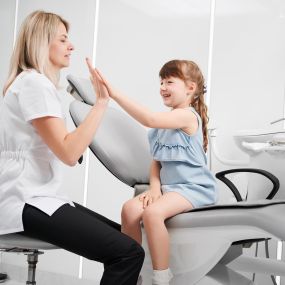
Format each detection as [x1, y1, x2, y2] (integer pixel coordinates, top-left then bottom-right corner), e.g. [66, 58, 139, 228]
[49, 22, 74, 71]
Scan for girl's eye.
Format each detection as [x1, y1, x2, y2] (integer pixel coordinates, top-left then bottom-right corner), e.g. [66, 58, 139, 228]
[167, 81, 173, 84]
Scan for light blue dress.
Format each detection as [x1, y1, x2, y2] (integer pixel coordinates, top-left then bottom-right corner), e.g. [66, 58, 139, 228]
[148, 107, 218, 208]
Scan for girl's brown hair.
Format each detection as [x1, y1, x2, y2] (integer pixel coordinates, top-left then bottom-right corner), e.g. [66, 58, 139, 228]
[3, 10, 69, 95]
[159, 60, 209, 152]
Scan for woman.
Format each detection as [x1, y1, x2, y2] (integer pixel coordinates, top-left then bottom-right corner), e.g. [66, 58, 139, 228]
[0, 10, 144, 285]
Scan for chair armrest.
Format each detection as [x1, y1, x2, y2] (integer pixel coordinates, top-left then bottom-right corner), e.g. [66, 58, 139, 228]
[215, 168, 280, 201]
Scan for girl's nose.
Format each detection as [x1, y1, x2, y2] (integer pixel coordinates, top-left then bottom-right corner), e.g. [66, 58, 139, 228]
[160, 84, 166, 90]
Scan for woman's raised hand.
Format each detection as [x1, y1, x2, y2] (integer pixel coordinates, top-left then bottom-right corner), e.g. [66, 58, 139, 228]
[86, 57, 110, 103]
[86, 58, 116, 100]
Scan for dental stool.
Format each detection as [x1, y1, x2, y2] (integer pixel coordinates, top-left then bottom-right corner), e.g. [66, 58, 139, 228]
[67, 75, 285, 285]
[0, 234, 58, 284]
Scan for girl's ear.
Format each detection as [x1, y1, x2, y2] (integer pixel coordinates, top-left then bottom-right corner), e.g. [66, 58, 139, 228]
[187, 82, 197, 95]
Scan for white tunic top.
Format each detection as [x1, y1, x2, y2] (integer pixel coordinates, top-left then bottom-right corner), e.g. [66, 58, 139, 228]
[0, 70, 74, 235]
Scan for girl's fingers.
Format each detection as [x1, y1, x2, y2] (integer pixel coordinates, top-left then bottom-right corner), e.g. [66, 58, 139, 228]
[95, 69, 109, 86]
[94, 69, 104, 82]
[143, 196, 148, 208]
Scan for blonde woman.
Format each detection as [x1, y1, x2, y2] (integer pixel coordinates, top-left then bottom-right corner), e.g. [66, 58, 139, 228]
[0, 10, 144, 285]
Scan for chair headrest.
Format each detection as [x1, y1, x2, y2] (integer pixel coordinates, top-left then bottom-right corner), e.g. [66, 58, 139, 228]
[69, 100, 152, 187]
[66, 74, 95, 105]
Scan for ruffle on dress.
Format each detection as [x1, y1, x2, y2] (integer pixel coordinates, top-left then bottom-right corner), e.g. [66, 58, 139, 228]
[148, 128, 205, 166]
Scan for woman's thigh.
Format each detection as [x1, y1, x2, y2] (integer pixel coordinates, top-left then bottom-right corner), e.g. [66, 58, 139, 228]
[21, 203, 139, 264]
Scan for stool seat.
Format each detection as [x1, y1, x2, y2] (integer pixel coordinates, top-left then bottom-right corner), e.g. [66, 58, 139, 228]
[0, 234, 58, 250]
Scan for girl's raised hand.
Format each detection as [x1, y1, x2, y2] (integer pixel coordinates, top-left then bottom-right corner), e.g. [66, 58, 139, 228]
[86, 57, 110, 103]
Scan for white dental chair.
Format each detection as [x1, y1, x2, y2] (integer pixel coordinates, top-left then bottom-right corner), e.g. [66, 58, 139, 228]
[0, 234, 58, 284]
[67, 74, 285, 285]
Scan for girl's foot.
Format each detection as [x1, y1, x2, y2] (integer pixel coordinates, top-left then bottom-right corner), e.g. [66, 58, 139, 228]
[152, 268, 173, 285]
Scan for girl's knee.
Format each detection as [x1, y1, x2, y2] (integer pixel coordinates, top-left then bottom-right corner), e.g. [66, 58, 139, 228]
[142, 206, 164, 224]
[121, 199, 143, 222]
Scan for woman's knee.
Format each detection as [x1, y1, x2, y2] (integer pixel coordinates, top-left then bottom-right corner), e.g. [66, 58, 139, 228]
[119, 238, 145, 265]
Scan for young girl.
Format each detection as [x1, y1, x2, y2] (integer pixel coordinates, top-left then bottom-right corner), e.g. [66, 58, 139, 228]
[0, 11, 144, 285]
[87, 59, 218, 285]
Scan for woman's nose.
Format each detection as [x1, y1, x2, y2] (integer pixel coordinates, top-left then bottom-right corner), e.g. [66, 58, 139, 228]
[69, 43, 75, 51]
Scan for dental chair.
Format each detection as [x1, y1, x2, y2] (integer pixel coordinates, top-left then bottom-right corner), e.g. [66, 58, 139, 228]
[0, 234, 58, 284]
[67, 74, 285, 285]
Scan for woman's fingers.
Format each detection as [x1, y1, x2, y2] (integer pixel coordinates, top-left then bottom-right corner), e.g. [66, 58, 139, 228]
[86, 58, 95, 75]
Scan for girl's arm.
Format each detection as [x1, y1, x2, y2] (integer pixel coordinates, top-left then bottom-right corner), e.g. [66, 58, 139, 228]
[32, 58, 110, 167]
[139, 160, 162, 208]
[149, 160, 161, 193]
[90, 68, 197, 130]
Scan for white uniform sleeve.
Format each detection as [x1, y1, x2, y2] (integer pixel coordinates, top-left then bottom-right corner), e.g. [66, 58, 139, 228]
[17, 72, 64, 122]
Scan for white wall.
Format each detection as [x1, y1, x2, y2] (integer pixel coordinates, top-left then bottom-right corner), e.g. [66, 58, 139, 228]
[1, 0, 285, 284]
[0, 0, 16, 104]
[210, 0, 285, 163]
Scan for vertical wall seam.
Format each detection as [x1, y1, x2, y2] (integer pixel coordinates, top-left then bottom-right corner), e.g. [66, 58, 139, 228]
[206, 0, 216, 108]
[13, 0, 19, 47]
[78, 0, 100, 279]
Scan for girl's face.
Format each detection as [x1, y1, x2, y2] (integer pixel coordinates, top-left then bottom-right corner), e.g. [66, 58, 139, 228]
[160, 76, 195, 109]
[49, 22, 74, 72]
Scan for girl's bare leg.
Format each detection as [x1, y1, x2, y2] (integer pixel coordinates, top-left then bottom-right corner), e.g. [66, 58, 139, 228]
[121, 196, 144, 244]
[142, 192, 193, 270]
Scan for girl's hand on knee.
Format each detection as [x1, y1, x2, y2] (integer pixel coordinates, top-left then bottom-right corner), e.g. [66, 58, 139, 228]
[139, 190, 162, 209]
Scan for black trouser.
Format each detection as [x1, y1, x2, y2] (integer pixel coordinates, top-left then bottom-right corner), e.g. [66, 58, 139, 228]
[20, 203, 144, 285]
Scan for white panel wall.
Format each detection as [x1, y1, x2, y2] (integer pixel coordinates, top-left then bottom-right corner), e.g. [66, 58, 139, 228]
[209, 0, 285, 163]
[0, 0, 16, 103]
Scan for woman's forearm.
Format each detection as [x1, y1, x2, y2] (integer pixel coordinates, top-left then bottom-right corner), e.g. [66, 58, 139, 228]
[63, 100, 108, 165]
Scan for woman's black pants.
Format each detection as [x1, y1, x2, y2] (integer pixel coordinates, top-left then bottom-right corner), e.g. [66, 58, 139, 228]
[20, 203, 145, 285]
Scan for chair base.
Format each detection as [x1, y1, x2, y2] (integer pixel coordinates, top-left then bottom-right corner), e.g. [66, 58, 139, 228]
[0, 248, 43, 285]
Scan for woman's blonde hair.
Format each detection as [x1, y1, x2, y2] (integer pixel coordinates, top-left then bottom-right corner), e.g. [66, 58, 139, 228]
[3, 10, 69, 95]
[159, 60, 209, 152]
